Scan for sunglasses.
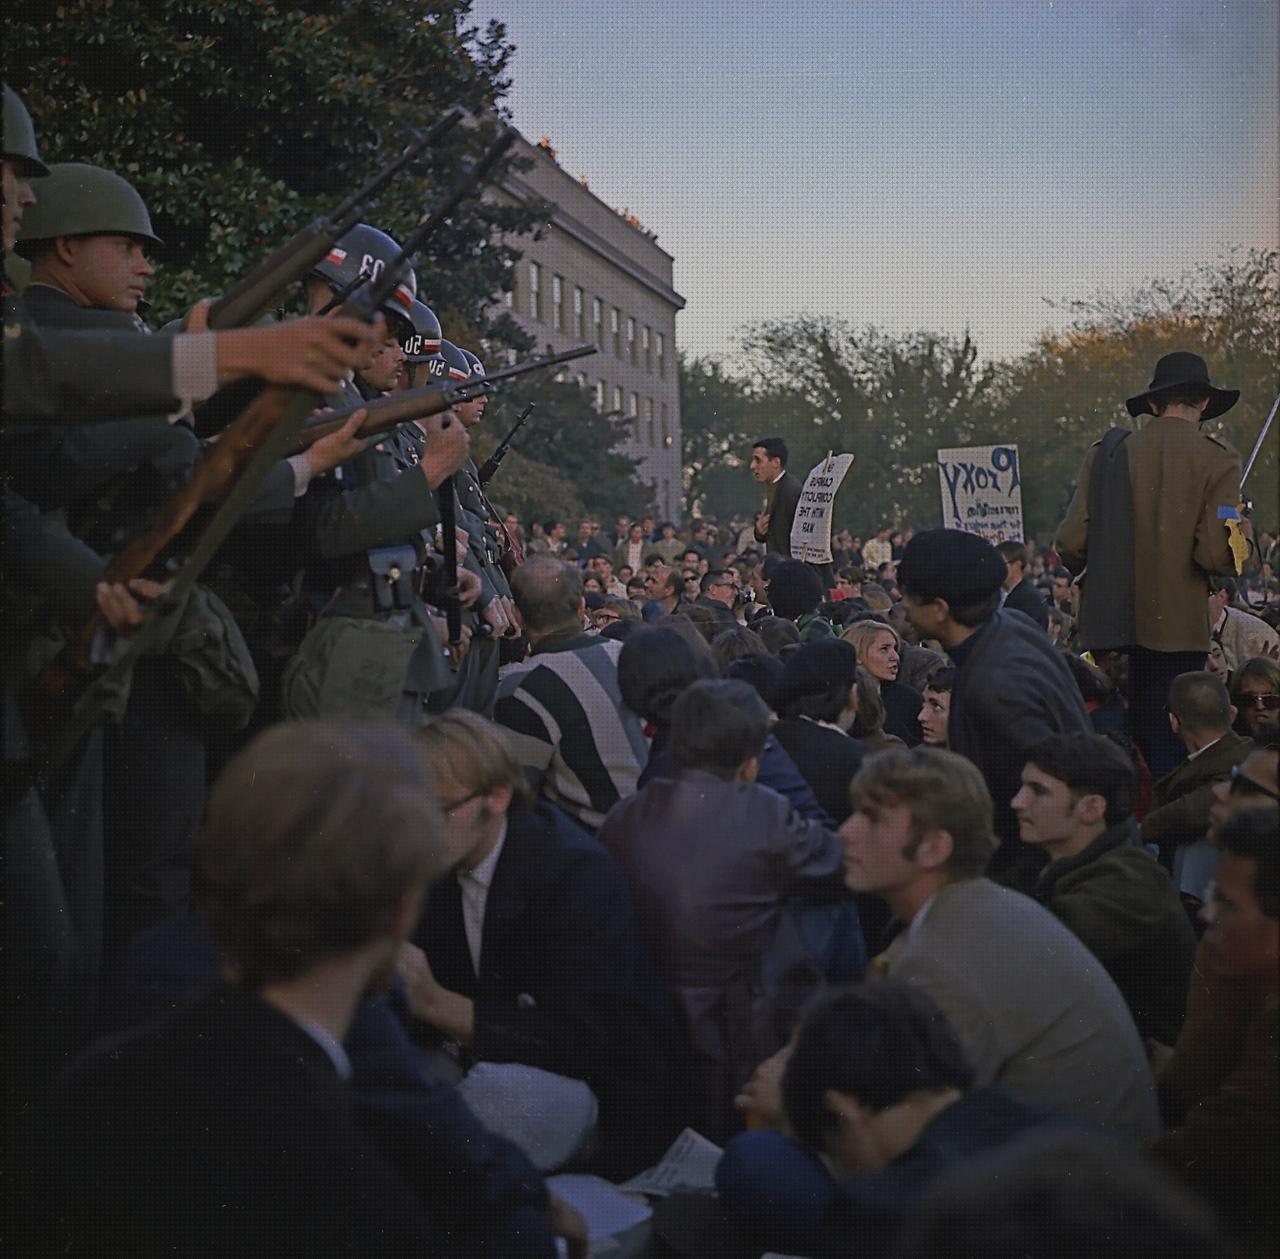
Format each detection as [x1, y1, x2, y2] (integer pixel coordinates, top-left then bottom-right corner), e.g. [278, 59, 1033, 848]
[1238, 694, 1280, 711]
[1228, 765, 1280, 801]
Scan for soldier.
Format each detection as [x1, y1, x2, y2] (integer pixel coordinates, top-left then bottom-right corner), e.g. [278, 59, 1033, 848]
[281, 230, 473, 723]
[1056, 352, 1255, 777]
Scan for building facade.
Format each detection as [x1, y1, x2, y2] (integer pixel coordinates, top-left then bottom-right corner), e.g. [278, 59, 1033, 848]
[494, 135, 685, 520]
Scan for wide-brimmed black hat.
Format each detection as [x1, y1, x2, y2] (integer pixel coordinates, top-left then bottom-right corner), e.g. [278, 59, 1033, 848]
[1125, 352, 1239, 420]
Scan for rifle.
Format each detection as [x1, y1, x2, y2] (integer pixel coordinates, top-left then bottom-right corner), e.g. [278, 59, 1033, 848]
[204, 108, 464, 330]
[478, 403, 534, 486]
[287, 347, 594, 456]
[30, 126, 517, 772]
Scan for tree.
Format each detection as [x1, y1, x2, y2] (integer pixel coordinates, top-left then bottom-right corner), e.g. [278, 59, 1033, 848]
[678, 353, 761, 521]
[7, 0, 543, 342]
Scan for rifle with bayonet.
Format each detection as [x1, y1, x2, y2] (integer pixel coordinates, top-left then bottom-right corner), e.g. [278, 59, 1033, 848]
[287, 349, 592, 457]
[478, 403, 535, 486]
[29, 125, 517, 774]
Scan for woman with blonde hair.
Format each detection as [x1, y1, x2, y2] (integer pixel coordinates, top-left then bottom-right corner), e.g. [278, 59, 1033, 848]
[841, 617, 923, 745]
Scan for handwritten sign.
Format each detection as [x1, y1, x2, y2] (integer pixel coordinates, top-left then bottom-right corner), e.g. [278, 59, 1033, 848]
[936, 445, 1023, 543]
[790, 453, 855, 565]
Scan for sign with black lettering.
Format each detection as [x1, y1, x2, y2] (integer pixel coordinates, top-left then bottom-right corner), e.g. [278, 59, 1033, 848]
[789, 453, 855, 565]
[936, 444, 1023, 542]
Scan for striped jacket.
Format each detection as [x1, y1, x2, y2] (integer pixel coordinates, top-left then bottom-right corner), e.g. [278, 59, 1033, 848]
[495, 632, 649, 832]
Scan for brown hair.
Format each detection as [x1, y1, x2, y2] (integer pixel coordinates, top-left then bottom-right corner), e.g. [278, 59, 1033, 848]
[198, 719, 445, 986]
[416, 709, 534, 809]
[850, 746, 998, 878]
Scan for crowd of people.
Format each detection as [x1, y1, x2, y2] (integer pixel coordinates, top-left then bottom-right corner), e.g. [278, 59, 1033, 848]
[4, 81, 1279, 1256]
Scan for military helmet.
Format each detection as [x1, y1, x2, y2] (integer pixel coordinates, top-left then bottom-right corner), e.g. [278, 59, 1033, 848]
[398, 299, 443, 363]
[439, 339, 473, 384]
[2, 83, 50, 176]
[311, 222, 415, 316]
[459, 347, 486, 381]
[15, 162, 162, 257]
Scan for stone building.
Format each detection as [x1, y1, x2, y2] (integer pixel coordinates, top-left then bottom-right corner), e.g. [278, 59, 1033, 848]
[494, 134, 685, 520]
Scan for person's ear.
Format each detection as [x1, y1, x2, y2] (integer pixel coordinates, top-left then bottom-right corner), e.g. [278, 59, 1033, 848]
[1075, 792, 1107, 827]
[914, 827, 954, 871]
[736, 755, 760, 784]
[485, 783, 514, 818]
[1228, 704, 1238, 725]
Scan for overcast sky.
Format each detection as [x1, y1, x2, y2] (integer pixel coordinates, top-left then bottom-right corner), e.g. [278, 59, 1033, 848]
[471, 0, 1279, 365]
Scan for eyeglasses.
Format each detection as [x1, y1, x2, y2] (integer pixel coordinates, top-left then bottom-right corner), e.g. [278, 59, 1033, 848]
[1238, 694, 1280, 712]
[1228, 765, 1280, 801]
[438, 789, 483, 815]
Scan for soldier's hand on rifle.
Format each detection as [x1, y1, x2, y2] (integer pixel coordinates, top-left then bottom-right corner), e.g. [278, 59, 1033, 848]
[95, 578, 170, 634]
[501, 595, 520, 635]
[305, 407, 368, 474]
[481, 600, 511, 637]
[457, 568, 482, 609]
[417, 412, 471, 489]
[430, 616, 472, 667]
[213, 314, 384, 393]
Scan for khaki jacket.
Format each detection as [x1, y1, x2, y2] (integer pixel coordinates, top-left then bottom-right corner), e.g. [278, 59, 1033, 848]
[1057, 417, 1243, 652]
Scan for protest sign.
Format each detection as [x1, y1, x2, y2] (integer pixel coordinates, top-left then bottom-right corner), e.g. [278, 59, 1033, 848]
[790, 452, 855, 565]
[936, 444, 1024, 542]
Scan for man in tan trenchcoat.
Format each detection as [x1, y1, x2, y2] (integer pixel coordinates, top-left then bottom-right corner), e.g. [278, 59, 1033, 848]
[1056, 352, 1253, 777]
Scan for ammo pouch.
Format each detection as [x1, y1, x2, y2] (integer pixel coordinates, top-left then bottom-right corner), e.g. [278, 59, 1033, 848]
[367, 544, 421, 614]
[281, 615, 440, 720]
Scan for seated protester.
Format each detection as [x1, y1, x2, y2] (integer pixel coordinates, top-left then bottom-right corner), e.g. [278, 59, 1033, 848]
[897, 529, 1091, 885]
[841, 617, 923, 745]
[588, 594, 640, 633]
[849, 666, 906, 753]
[680, 600, 726, 646]
[402, 712, 686, 1179]
[1230, 655, 1280, 740]
[750, 612, 802, 657]
[768, 559, 835, 642]
[19, 720, 581, 1257]
[897, 1132, 1229, 1259]
[1151, 801, 1279, 1252]
[771, 639, 868, 825]
[494, 557, 650, 833]
[715, 983, 1082, 1259]
[710, 624, 768, 669]
[1207, 575, 1280, 679]
[1142, 672, 1253, 866]
[842, 747, 1160, 1142]
[1066, 651, 1130, 740]
[599, 681, 850, 1141]
[722, 651, 785, 708]
[621, 625, 833, 825]
[1013, 735, 1196, 1044]
[917, 665, 954, 747]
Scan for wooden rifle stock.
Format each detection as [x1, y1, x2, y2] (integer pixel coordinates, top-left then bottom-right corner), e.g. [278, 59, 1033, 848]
[437, 476, 463, 646]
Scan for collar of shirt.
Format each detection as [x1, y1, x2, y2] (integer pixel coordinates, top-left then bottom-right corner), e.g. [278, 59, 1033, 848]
[291, 1016, 353, 1081]
[771, 470, 785, 484]
[531, 629, 599, 656]
[1187, 733, 1225, 762]
[457, 820, 508, 976]
[458, 818, 508, 893]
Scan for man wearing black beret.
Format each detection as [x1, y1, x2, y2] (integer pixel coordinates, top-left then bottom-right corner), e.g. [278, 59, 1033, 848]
[897, 530, 1091, 886]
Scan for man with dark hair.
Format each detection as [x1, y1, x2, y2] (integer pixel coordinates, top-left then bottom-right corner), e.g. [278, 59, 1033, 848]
[749, 437, 802, 560]
[496, 557, 648, 831]
[1207, 575, 1280, 678]
[917, 665, 955, 747]
[1056, 352, 1254, 778]
[715, 982, 1080, 1258]
[696, 568, 742, 625]
[1014, 734, 1196, 1043]
[1142, 671, 1253, 863]
[839, 746, 1159, 1140]
[997, 539, 1050, 630]
[1152, 800, 1278, 1250]
[23, 722, 455, 1253]
[897, 529, 1091, 880]
[772, 639, 867, 824]
[768, 559, 834, 641]
[599, 680, 847, 1139]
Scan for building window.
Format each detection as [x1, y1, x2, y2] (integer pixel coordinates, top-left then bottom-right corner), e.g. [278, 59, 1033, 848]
[504, 287, 513, 308]
[612, 385, 623, 416]
[573, 287, 584, 338]
[593, 297, 603, 346]
[630, 393, 640, 437]
[595, 380, 606, 413]
[529, 262, 542, 321]
[661, 402, 671, 447]
[611, 307, 621, 357]
[551, 275, 564, 331]
[626, 317, 636, 365]
[656, 331, 665, 378]
[642, 325, 651, 371]
[644, 397, 654, 446]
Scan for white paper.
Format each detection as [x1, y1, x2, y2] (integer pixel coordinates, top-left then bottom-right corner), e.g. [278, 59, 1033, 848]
[545, 1173, 652, 1242]
[616, 1127, 724, 1197]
